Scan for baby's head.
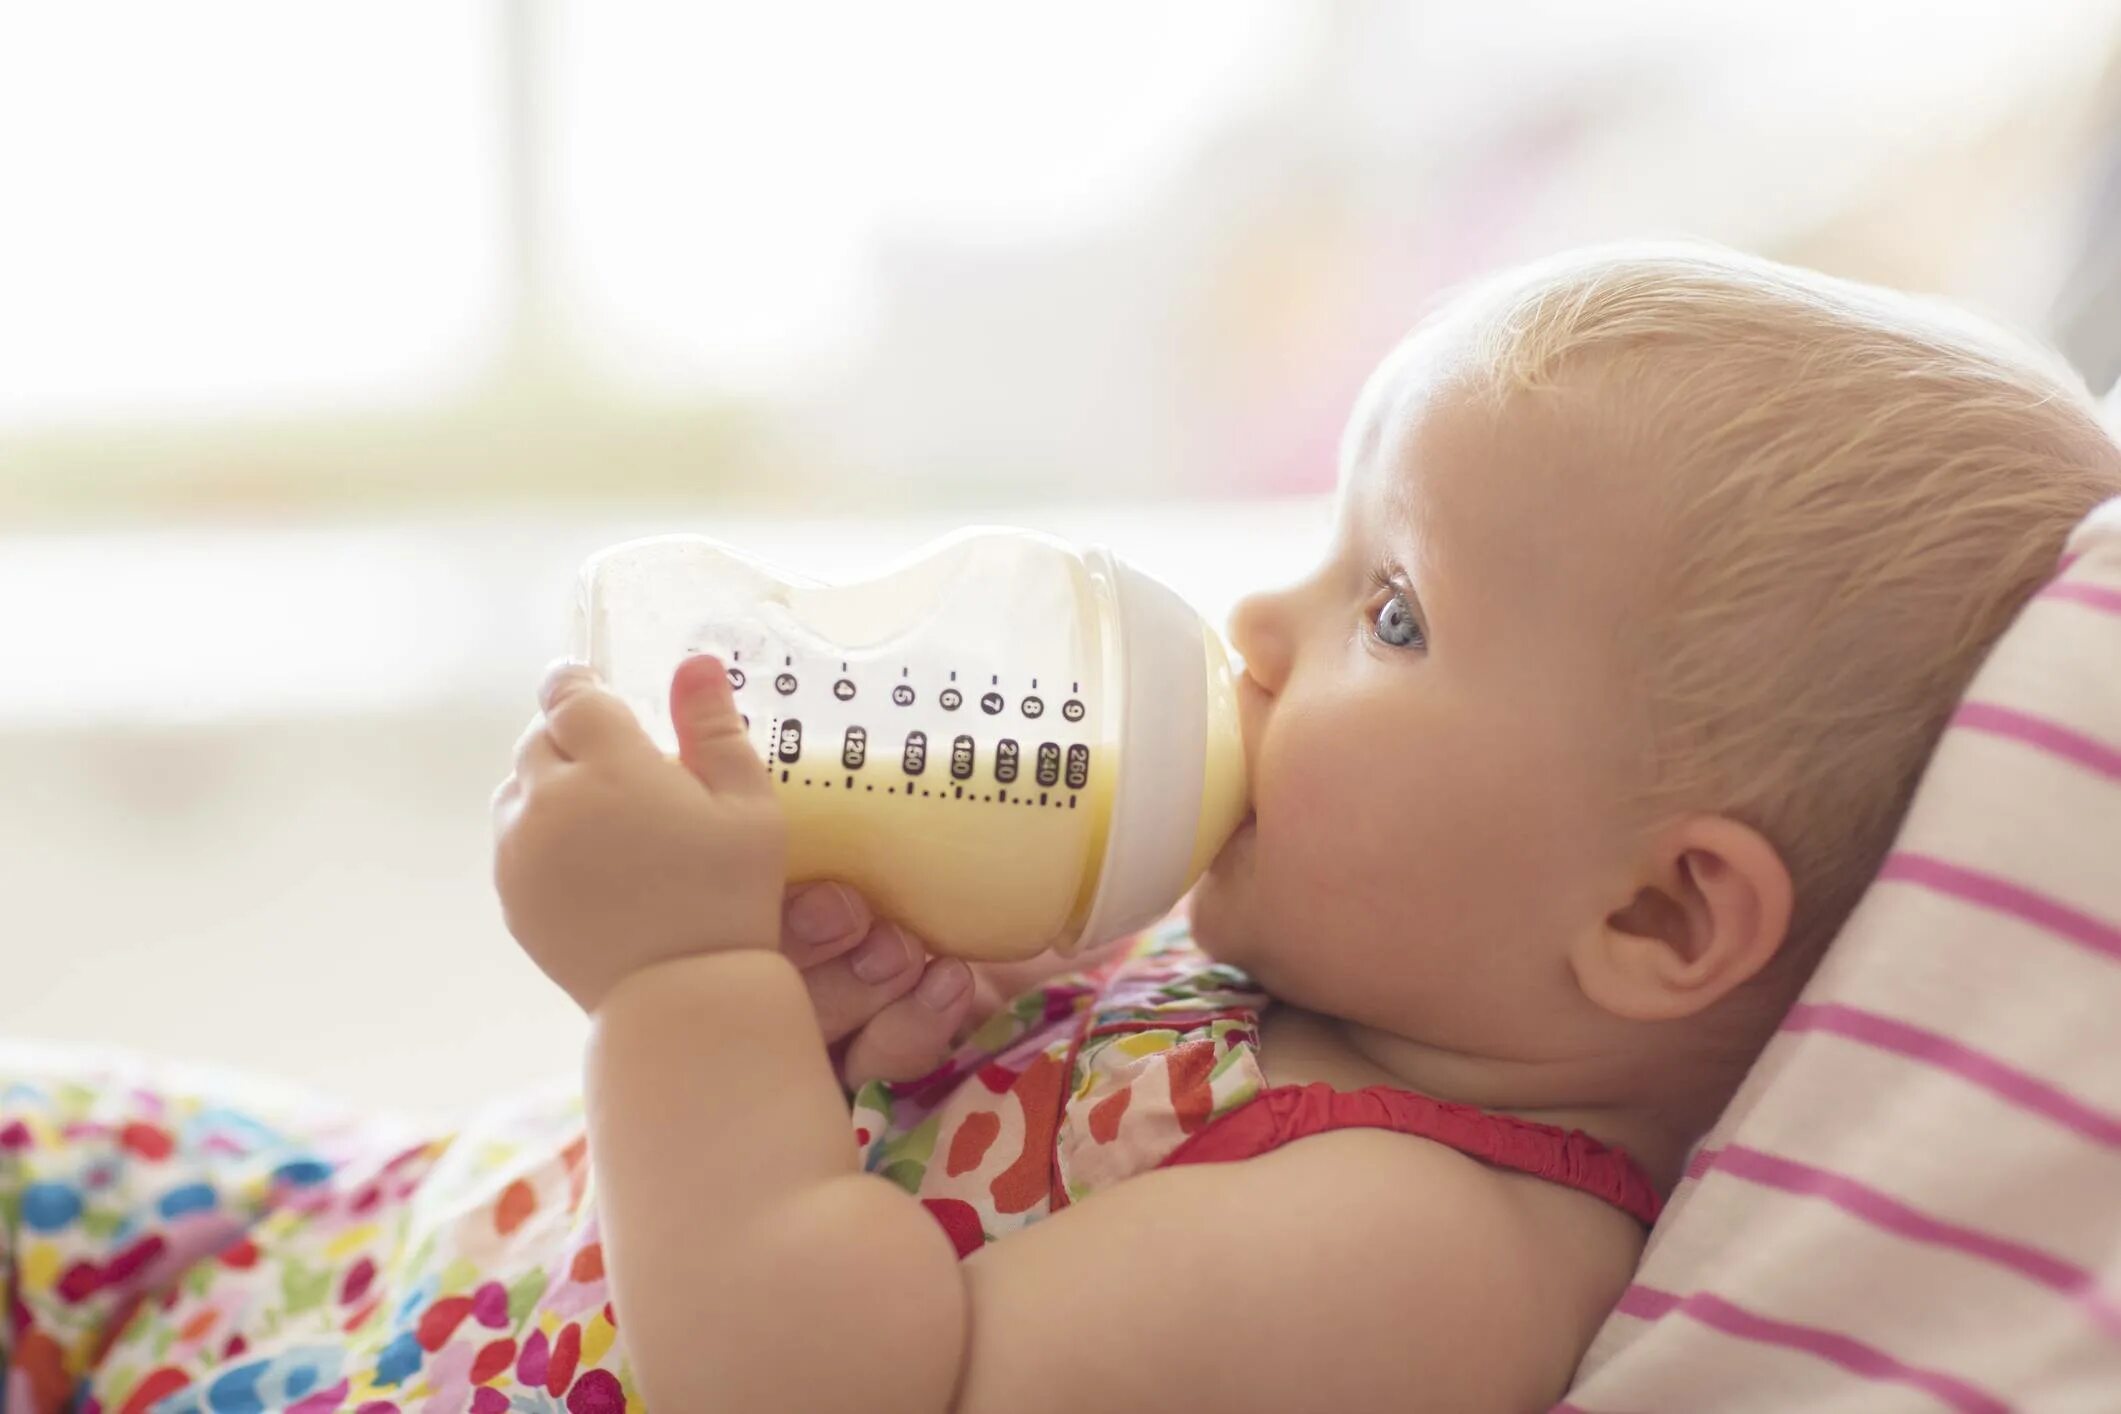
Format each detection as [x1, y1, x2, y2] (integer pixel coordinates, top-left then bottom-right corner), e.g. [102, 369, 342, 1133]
[1190, 243, 2121, 1123]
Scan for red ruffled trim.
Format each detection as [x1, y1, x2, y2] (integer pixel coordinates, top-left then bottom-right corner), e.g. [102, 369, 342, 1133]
[1158, 1082, 1664, 1227]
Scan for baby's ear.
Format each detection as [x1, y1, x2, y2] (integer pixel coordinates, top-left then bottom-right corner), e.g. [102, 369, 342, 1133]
[1569, 816, 1794, 1023]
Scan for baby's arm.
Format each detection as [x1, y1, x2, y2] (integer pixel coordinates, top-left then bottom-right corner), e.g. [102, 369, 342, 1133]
[588, 950, 1585, 1414]
[945, 1130, 1594, 1413]
[586, 951, 964, 1412]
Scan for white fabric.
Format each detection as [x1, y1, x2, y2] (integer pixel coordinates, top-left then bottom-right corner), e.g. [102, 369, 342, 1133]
[1564, 498, 2121, 1413]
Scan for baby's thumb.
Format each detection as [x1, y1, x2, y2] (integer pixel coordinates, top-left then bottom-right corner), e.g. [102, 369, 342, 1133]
[671, 655, 769, 796]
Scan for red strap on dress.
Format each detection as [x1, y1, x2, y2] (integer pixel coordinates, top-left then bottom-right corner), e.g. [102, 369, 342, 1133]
[1158, 1081, 1664, 1227]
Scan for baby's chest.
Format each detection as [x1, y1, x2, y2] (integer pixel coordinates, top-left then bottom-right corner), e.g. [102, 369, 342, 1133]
[853, 966, 1272, 1255]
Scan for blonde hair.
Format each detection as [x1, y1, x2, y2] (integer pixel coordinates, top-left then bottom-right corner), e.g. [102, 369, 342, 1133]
[1452, 244, 2121, 966]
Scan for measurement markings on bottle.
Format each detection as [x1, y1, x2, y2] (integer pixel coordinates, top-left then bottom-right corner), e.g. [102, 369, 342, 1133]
[741, 662, 1091, 810]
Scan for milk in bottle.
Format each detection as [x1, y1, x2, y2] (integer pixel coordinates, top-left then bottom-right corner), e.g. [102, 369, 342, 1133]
[572, 528, 1247, 961]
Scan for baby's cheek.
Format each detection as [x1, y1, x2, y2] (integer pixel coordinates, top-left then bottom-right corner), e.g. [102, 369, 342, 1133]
[1276, 722, 1448, 877]
[1263, 750, 1386, 890]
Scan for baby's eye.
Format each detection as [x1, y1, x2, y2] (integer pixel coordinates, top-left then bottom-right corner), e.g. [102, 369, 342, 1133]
[1371, 588, 1425, 650]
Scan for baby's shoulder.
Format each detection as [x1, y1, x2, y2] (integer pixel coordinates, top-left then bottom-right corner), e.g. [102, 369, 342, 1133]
[1273, 1123, 1643, 1301]
[1227, 1126, 1639, 1406]
[953, 1124, 1635, 1413]
[1261, 1125, 1639, 1312]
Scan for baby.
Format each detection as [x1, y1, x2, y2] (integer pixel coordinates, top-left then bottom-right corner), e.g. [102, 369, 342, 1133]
[6, 244, 2117, 1414]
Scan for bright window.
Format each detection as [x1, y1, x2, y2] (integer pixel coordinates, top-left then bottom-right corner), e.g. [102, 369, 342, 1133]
[0, 2, 502, 426]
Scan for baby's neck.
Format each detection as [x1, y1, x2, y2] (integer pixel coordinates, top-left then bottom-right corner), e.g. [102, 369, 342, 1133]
[1259, 1002, 1720, 1194]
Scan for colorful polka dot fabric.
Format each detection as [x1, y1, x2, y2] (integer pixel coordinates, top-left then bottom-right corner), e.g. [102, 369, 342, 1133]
[0, 920, 1267, 1412]
[0, 1049, 624, 1414]
[850, 918, 1273, 1256]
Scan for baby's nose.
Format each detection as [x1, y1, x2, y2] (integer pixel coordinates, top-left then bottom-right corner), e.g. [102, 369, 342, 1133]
[1227, 590, 1293, 693]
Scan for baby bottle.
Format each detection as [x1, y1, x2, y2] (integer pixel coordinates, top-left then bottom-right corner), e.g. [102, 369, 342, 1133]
[571, 527, 1248, 962]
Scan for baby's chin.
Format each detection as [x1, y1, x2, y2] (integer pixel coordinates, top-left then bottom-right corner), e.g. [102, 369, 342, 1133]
[1187, 883, 1305, 1004]
[1188, 808, 1256, 928]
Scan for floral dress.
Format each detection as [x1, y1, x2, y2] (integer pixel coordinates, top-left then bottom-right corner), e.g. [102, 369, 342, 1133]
[1, 918, 1657, 1412]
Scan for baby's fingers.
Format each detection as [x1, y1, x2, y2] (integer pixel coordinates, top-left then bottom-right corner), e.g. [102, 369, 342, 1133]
[537, 661, 655, 767]
[671, 654, 771, 797]
[837, 958, 977, 1089]
[801, 919, 928, 1043]
[781, 881, 874, 968]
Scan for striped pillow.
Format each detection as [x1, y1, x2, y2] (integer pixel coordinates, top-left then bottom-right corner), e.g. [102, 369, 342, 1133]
[1563, 497, 2121, 1413]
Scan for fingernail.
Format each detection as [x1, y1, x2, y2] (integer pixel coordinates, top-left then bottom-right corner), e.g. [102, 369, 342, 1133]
[917, 959, 970, 1009]
[674, 654, 727, 694]
[538, 658, 593, 708]
[787, 885, 858, 946]
[850, 926, 914, 983]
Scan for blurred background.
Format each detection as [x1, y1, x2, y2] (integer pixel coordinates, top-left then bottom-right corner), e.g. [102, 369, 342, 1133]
[6, 1, 2121, 1119]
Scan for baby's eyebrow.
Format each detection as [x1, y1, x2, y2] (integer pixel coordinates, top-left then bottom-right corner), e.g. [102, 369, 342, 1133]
[1377, 475, 1437, 574]
[1389, 514, 1449, 645]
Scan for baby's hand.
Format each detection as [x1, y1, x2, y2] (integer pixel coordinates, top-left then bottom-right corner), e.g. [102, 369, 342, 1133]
[493, 656, 786, 1013]
[779, 882, 981, 1090]
[781, 883, 1139, 1092]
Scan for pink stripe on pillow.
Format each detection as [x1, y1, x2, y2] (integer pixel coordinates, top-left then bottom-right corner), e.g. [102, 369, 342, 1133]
[2041, 580, 2121, 616]
[1700, 1144, 2121, 1339]
[1951, 702, 2121, 782]
[1878, 852, 2121, 965]
[1781, 1002, 2121, 1148]
[1615, 1284, 2010, 1413]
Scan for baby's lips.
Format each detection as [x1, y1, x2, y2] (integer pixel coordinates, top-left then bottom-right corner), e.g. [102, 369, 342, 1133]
[1232, 678, 1267, 787]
